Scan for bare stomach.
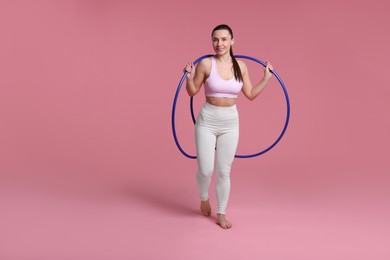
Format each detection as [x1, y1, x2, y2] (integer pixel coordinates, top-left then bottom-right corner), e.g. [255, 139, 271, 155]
[206, 97, 237, 107]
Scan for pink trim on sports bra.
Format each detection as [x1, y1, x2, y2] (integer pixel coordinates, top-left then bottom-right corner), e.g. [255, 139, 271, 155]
[204, 56, 243, 98]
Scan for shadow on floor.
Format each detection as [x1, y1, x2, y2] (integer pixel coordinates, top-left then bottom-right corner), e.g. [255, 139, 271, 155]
[118, 182, 199, 217]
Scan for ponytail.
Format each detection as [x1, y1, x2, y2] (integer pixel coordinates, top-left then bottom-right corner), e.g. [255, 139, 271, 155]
[230, 47, 243, 82]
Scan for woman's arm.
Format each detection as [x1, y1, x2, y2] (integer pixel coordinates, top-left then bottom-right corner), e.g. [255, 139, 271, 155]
[240, 60, 273, 101]
[184, 59, 207, 97]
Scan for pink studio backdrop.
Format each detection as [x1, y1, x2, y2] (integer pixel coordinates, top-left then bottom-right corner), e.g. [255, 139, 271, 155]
[1, 1, 389, 260]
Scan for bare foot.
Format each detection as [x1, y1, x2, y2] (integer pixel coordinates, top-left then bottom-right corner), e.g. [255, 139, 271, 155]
[200, 200, 211, 216]
[216, 214, 232, 229]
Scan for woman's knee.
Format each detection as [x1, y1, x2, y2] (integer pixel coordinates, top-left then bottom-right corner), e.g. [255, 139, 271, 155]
[197, 166, 213, 179]
[215, 165, 231, 180]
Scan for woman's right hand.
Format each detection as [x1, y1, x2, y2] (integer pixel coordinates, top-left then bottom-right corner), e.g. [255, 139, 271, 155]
[184, 62, 195, 79]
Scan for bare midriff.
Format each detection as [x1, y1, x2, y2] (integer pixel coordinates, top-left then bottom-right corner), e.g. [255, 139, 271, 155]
[206, 96, 237, 107]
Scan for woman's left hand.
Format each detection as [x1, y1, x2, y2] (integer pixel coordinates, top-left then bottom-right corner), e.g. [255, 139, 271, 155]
[264, 61, 274, 80]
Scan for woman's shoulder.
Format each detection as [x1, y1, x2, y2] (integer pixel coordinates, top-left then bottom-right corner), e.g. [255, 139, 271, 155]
[198, 57, 212, 66]
[237, 59, 248, 71]
[236, 59, 247, 66]
[197, 57, 212, 71]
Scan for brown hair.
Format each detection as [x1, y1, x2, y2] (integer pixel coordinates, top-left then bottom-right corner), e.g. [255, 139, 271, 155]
[211, 24, 243, 82]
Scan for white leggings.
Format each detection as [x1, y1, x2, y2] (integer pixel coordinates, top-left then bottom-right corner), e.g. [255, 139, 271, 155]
[195, 102, 239, 214]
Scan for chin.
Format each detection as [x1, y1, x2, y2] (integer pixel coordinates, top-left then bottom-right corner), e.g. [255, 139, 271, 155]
[215, 50, 227, 55]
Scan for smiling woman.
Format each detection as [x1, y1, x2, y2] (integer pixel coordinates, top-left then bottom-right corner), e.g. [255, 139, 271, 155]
[182, 24, 275, 229]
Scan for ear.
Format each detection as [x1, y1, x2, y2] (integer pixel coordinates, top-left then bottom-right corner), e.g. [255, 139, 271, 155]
[231, 39, 235, 45]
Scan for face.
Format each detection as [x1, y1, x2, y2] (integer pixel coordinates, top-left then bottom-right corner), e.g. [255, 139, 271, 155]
[212, 29, 234, 56]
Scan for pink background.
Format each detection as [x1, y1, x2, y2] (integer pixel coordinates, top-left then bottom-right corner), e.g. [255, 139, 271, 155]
[1, 0, 389, 259]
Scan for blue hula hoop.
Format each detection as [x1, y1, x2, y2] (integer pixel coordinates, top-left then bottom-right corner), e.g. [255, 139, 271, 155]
[172, 54, 290, 159]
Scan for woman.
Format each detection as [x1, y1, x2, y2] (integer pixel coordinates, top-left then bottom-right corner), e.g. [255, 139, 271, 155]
[184, 24, 273, 229]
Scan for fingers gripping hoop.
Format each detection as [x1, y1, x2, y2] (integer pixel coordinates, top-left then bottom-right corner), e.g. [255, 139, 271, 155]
[172, 54, 291, 159]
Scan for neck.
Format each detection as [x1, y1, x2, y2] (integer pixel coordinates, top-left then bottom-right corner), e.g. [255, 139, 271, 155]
[215, 53, 231, 63]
